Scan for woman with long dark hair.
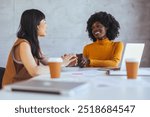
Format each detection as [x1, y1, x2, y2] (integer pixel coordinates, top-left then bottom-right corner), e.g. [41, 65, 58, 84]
[2, 9, 75, 86]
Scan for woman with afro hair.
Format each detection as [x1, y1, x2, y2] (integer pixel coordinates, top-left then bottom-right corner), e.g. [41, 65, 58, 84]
[79, 11, 124, 68]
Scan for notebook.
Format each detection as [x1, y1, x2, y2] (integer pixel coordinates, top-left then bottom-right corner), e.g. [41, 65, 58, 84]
[107, 43, 150, 76]
[10, 80, 89, 96]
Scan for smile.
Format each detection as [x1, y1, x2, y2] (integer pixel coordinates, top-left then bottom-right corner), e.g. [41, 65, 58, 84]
[95, 32, 100, 35]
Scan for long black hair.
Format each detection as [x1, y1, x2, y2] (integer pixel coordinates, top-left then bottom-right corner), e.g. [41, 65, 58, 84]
[87, 11, 120, 42]
[17, 9, 45, 59]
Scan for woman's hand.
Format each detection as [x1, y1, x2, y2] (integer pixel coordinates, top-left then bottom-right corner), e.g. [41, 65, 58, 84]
[78, 57, 90, 68]
[61, 54, 77, 67]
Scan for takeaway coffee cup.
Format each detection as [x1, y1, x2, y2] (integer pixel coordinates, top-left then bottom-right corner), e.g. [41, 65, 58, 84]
[126, 58, 139, 79]
[48, 58, 63, 78]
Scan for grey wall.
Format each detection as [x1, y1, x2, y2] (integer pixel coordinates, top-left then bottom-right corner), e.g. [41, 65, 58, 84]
[0, 0, 150, 67]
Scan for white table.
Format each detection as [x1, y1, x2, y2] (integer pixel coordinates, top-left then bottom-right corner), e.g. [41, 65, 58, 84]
[1, 67, 150, 100]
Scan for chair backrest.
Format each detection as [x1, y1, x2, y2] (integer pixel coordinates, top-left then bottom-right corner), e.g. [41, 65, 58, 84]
[0, 67, 5, 89]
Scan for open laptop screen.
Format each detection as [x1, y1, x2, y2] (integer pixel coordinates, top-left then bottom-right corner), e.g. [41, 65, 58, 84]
[120, 43, 145, 70]
[98, 43, 145, 71]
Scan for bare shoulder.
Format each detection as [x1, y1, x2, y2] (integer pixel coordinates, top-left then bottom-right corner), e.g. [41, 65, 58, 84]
[20, 41, 30, 49]
[19, 41, 32, 55]
[19, 41, 33, 61]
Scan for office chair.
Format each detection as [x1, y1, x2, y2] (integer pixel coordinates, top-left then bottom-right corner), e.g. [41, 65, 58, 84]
[0, 67, 5, 89]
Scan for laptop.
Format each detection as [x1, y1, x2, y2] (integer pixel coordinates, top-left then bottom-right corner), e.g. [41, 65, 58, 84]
[98, 43, 145, 71]
[120, 43, 145, 70]
[107, 43, 150, 76]
[10, 80, 89, 96]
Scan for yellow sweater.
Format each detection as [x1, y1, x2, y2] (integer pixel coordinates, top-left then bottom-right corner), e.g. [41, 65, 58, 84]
[83, 38, 124, 67]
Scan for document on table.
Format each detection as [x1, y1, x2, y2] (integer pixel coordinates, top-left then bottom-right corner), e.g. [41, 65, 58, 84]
[108, 69, 150, 76]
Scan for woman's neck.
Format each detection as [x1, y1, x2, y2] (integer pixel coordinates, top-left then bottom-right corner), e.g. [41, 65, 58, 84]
[97, 35, 107, 40]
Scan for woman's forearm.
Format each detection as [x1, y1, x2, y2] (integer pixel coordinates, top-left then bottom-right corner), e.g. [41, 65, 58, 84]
[29, 65, 50, 76]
